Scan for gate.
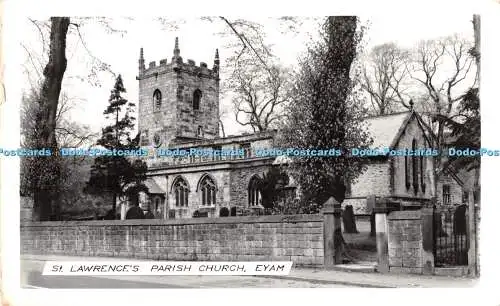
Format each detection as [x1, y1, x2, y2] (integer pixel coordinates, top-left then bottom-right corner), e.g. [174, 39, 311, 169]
[433, 204, 469, 267]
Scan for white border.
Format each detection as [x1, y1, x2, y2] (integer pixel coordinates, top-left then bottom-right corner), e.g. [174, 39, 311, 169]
[2, 0, 500, 306]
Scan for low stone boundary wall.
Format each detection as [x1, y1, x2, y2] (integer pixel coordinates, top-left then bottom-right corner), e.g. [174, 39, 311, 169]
[21, 215, 324, 267]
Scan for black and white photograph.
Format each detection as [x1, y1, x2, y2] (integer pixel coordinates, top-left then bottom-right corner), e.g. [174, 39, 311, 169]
[1, 1, 500, 305]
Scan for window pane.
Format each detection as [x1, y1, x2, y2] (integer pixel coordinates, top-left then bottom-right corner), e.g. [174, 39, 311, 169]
[405, 156, 410, 188]
[249, 187, 253, 206]
[202, 188, 206, 205]
[212, 187, 216, 205]
[443, 185, 451, 205]
[412, 140, 418, 193]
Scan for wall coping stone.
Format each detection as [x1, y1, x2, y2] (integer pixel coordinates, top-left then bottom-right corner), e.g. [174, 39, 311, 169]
[20, 214, 323, 227]
[388, 210, 422, 220]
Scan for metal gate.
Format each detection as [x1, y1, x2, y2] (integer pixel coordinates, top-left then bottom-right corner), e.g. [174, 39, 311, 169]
[433, 204, 469, 267]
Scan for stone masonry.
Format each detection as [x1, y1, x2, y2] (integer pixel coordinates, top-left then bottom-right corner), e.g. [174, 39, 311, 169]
[20, 215, 324, 267]
[137, 37, 220, 149]
[387, 210, 425, 274]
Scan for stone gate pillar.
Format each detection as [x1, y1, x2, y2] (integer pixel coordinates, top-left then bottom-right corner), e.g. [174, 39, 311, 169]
[421, 197, 435, 275]
[322, 197, 343, 267]
[371, 196, 390, 273]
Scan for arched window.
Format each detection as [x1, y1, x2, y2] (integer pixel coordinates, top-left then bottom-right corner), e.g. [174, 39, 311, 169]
[200, 175, 216, 206]
[153, 89, 162, 111]
[193, 89, 202, 110]
[173, 177, 189, 207]
[248, 176, 262, 207]
[412, 139, 419, 194]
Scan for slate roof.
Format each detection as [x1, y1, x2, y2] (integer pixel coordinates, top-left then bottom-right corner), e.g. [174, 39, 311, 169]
[144, 178, 165, 194]
[364, 111, 413, 149]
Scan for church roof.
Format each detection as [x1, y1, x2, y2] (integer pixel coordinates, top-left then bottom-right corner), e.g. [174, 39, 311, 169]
[144, 178, 165, 194]
[364, 111, 413, 149]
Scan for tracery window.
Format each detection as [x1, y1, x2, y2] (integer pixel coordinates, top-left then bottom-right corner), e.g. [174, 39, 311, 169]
[248, 176, 261, 207]
[173, 177, 189, 207]
[200, 176, 216, 206]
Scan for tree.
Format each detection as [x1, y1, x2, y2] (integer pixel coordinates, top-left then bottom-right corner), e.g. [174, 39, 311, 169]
[406, 36, 475, 155]
[437, 88, 479, 172]
[361, 42, 410, 115]
[22, 17, 70, 221]
[85, 75, 148, 218]
[21, 86, 99, 219]
[398, 34, 476, 200]
[436, 15, 480, 183]
[257, 166, 289, 210]
[231, 62, 291, 132]
[279, 16, 372, 207]
[22, 17, 127, 221]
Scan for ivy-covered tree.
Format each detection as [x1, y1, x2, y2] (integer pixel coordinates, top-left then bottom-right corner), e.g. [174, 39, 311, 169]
[257, 166, 289, 210]
[278, 16, 372, 207]
[84, 75, 148, 218]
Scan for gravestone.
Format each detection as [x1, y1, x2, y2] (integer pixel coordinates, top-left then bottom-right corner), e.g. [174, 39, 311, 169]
[219, 207, 229, 217]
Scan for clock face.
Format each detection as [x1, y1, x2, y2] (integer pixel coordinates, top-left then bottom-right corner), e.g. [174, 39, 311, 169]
[153, 133, 162, 148]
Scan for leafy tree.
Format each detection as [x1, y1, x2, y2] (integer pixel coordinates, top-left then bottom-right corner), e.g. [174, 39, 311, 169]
[437, 88, 479, 172]
[278, 16, 372, 207]
[257, 166, 290, 210]
[84, 75, 148, 218]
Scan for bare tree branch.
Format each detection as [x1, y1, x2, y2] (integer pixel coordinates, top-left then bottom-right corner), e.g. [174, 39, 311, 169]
[361, 42, 410, 114]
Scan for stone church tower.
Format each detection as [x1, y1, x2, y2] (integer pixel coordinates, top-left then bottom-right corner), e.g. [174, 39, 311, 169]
[137, 37, 220, 149]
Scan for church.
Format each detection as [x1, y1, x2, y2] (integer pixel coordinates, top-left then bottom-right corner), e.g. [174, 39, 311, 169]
[129, 38, 451, 220]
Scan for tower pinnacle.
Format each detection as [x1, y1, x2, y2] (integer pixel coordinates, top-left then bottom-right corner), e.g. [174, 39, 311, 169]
[138, 47, 145, 73]
[173, 37, 180, 57]
[213, 48, 220, 76]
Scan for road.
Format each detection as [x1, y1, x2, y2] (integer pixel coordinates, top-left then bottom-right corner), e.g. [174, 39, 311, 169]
[20, 259, 349, 289]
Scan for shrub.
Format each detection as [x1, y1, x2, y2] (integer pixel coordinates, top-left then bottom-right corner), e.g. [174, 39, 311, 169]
[125, 206, 144, 219]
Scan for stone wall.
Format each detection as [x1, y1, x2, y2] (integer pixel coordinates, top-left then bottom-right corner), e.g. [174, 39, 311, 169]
[436, 174, 464, 206]
[20, 215, 324, 267]
[20, 196, 33, 222]
[229, 165, 270, 208]
[348, 161, 391, 214]
[387, 210, 425, 274]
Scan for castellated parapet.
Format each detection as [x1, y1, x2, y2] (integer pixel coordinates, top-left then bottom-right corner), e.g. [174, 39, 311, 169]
[137, 38, 221, 152]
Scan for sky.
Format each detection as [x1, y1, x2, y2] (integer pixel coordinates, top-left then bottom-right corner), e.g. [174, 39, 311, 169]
[18, 14, 475, 137]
